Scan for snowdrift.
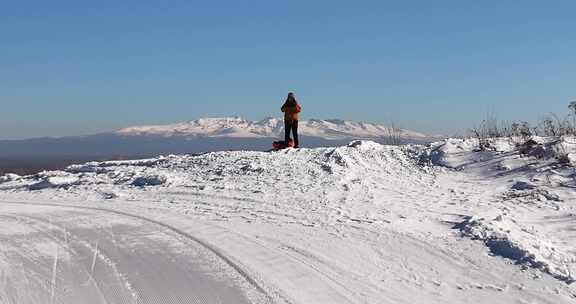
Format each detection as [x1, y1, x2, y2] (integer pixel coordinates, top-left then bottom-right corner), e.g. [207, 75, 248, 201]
[430, 137, 576, 283]
[0, 141, 428, 192]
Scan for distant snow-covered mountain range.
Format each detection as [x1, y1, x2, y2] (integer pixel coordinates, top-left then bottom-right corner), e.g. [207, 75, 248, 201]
[0, 117, 438, 174]
[117, 117, 430, 141]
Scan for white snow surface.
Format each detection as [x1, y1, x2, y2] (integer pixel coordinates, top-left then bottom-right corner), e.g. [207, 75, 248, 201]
[2, 138, 576, 303]
[116, 117, 430, 140]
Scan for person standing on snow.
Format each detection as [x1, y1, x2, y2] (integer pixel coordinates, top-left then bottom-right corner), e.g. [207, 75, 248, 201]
[281, 92, 302, 148]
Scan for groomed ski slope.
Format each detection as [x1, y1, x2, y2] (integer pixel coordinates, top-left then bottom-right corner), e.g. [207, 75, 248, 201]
[1, 139, 576, 303]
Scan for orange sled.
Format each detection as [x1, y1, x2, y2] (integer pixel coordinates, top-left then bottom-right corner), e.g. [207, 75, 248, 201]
[272, 139, 294, 150]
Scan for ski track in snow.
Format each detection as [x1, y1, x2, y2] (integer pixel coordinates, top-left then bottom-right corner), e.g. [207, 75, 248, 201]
[1, 139, 576, 303]
[0, 203, 267, 304]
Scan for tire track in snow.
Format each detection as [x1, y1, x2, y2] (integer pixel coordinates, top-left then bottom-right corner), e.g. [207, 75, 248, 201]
[25, 214, 139, 303]
[0, 201, 279, 304]
[0, 213, 131, 304]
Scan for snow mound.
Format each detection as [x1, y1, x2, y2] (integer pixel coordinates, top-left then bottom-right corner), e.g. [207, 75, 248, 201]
[347, 140, 383, 150]
[456, 216, 575, 284]
[28, 173, 80, 190]
[0, 173, 20, 184]
[0, 141, 430, 202]
[67, 158, 163, 173]
[424, 136, 576, 284]
[421, 137, 576, 169]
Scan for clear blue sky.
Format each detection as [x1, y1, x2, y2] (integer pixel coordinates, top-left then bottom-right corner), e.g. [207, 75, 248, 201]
[1, 0, 575, 139]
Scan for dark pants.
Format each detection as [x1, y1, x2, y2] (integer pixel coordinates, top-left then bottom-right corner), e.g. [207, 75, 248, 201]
[284, 120, 299, 147]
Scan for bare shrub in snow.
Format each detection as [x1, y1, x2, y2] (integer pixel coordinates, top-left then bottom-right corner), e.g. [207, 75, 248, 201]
[510, 121, 536, 152]
[517, 122, 533, 142]
[484, 111, 503, 138]
[381, 121, 403, 146]
[470, 112, 513, 151]
[538, 114, 572, 137]
[468, 104, 576, 161]
[470, 121, 492, 151]
[569, 101, 576, 134]
[542, 118, 556, 137]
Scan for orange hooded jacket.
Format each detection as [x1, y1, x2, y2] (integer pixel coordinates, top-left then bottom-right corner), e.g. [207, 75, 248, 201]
[281, 101, 302, 121]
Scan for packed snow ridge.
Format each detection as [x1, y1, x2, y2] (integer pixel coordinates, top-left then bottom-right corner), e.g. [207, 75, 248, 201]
[2, 138, 576, 302]
[116, 117, 430, 140]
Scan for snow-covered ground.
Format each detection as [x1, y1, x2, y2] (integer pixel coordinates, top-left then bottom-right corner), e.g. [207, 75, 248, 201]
[0, 203, 264, 304]
[1, 138, 576, 303]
